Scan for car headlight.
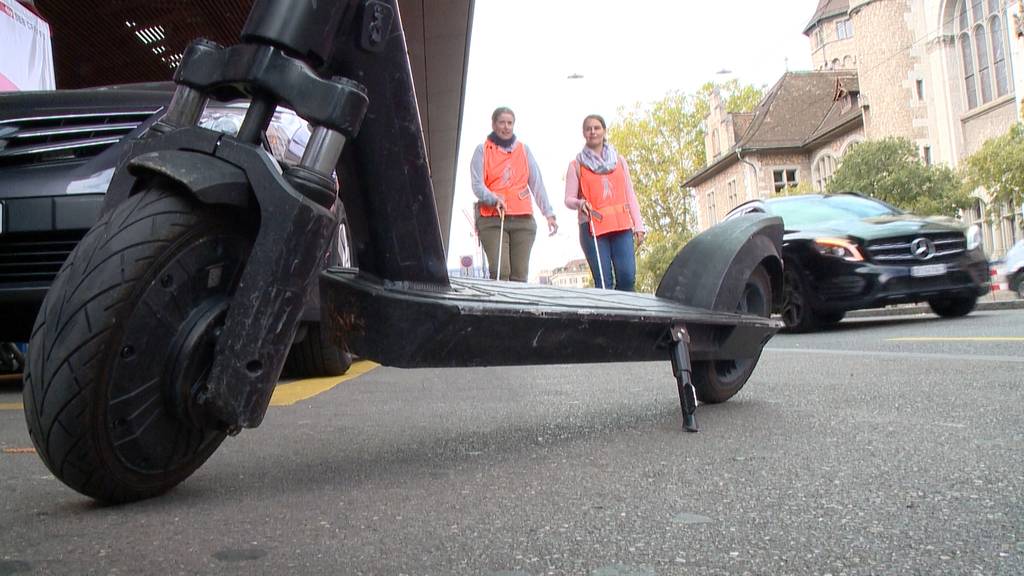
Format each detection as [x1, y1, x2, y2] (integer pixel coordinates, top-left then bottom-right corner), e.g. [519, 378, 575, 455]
[813, 237, 864, 261]
[966, 224, 982, 251]
[200, 104, 303, 164]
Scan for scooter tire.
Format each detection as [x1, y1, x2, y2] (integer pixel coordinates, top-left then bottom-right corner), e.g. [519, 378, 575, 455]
[23, 184, 253, 503]
[691, 265, 772, 404]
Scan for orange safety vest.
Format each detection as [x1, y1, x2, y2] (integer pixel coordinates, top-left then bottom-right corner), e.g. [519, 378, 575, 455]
[578, 159, 634, 237]
[479, 140, 533, 217]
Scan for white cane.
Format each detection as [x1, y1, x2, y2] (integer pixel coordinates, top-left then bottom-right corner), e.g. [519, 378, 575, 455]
[495, 206, 506, 281]
[588, 209, 605, 289]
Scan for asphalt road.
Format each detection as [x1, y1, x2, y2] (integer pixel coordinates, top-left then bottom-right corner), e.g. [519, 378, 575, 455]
[1, 310, 1022, 575]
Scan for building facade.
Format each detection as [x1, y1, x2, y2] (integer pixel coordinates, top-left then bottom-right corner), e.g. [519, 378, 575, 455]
[688, 0, 1024, 257]
[546, 259, 592, 289]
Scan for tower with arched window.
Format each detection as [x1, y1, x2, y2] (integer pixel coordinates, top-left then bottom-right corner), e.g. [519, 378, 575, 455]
[799, 0, 1023, 256]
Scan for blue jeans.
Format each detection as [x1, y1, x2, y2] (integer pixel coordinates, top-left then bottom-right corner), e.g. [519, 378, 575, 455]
[579, 224, 636, 291]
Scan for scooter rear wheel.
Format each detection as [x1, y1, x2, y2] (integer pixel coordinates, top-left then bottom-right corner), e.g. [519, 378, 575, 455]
[690, 265, 772, 404]
[23, 184, 253, 503]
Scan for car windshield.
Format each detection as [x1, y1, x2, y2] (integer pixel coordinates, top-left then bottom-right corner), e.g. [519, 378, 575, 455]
[765, 195, 901, 228]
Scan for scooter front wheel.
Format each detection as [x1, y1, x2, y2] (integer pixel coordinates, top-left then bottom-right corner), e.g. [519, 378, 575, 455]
[23, 184, 254, 503]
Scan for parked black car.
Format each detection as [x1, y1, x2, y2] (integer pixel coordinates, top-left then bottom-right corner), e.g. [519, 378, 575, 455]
[724, 193, 990, 332]
[0, 83, 349, 376]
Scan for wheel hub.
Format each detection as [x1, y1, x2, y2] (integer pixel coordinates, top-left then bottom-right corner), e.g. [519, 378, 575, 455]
[166, 299, 229, 427]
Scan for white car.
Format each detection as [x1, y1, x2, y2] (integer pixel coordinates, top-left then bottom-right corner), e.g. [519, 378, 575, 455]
[992, 240, 1024, 298]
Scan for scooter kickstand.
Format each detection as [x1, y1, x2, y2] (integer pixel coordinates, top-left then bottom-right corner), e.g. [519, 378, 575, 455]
[669, 325, 699, 433]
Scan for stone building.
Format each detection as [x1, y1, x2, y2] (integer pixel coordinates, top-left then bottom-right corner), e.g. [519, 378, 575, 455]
[687, 0, 1024, 257]
[547, 259, 592, 288]
[685, 71, 865, 228]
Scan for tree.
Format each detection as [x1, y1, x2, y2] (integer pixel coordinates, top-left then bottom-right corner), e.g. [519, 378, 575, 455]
[826, 137, 968, 217]
[608, 80, 763, 292]
[962, 123, 1024, 209]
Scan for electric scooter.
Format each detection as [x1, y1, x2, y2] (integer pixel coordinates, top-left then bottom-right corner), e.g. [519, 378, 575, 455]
[22, 0, 784, 503]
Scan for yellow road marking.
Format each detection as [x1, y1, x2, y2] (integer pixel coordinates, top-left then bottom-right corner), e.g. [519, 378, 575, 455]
[0, 362, 377, 412]
[887, 337, 1024, 342]
[269, 360, 378, 406]
[2, 447, 35, 454]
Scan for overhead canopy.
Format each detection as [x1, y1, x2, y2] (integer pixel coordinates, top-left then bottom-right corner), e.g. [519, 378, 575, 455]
[29, 0, 473, 250]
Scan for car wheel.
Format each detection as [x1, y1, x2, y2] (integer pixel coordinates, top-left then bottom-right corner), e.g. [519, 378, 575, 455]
[282, 202, 354, 379]
[690, 265, 771, 404]
[781, 264, 818, 332]
[1013, 271, 1024, 299]
[928, 294, 978, 318]
[281, 323, 353, 379]
[817, 311, 845, 326]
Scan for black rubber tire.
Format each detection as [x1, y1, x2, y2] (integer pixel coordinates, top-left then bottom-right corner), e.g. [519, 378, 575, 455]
[23, 185, 252, 503]
[1012, 271, 1024, 299]
[691, 265, 772, 404]
[281, 201, 354, 379]
[817, 311, 846, 326]
[1, 342, 24, 374]
[281, 323, 353, 378]
[928, 294, 978, 318]
[780, 263, 818, 333]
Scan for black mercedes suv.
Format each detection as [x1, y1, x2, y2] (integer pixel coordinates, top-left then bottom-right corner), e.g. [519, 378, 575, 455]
[724, 193, 990, 332]
[0, 83, 350, 376]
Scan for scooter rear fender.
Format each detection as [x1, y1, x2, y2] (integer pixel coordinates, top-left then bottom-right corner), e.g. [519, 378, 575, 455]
[656, 214, 784, 313]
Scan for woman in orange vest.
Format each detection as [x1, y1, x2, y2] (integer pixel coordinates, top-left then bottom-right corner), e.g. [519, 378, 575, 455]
[564, 114, 646, 291]
[470, 107, 558, 282]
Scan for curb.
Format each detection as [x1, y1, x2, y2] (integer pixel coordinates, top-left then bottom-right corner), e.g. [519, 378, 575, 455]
[845, 296, 1024, 319]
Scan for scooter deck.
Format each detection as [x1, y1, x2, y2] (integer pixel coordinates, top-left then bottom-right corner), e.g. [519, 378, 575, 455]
[320, 268, 782, 369]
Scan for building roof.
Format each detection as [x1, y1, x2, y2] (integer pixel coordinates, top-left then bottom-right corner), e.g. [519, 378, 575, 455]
[731, 112, 754, 142]
[684, 70, 862, 187]
[552, 259, 589, 274]
[803, 0, 850, 34]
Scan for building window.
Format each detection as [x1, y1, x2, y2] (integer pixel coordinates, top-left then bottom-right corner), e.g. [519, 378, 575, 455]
[711, 129, 720, 158]
[706, 190, 718, 227]
[813, 155, 837, 191]
[990, 15, 1009, 97]
[726, 179, 739, 208]
[840, 92, 860, 113]
[836, 19, 853, 40]
[773, 168, 798, 193]
[1000, 201, 1019, 248]
[956, 0, 1014, 110]
[921, 145, 932, 166]
[815, 26, 824, 48]
[916, 79, 925, 100]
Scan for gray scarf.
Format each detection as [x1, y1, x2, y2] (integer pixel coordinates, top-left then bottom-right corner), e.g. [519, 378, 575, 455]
[577, 142, 619, 174]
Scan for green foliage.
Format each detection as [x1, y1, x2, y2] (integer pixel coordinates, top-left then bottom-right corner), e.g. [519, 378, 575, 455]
[774, 181, 816, 197]
[634, 229, 688, 295]
[826, 137, 968, 217]
[962, 123, 1024, 208]
[609, 80, 763, 292]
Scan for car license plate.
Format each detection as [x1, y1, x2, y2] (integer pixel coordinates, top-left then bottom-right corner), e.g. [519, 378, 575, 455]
[911, 263, 947, 277]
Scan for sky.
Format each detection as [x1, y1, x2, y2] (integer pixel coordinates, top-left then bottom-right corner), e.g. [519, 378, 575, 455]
[446, 0, 821, 279]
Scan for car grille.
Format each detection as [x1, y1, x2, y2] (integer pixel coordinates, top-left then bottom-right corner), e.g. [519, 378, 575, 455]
[0, 109, 158, 167]
[884, 270, 976, 294]
[864, 232, 966, 263]
[0, 230, 85, 285]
